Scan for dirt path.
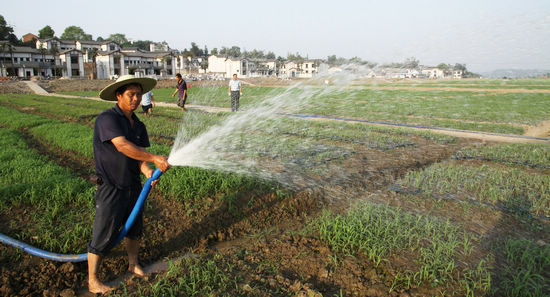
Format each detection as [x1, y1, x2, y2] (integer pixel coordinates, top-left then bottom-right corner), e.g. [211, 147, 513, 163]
[525, 119, 550, 137]
[349, 85, 550, 94]
[24, 81, 550, 144]
[261, 82, 550, 94]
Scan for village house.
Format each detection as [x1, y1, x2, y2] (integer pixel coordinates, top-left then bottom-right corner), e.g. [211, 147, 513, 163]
[0, 40, 84, 78]
[95, 47, 176, 79]
[207, 55, 247, 78]
[421, 68, 445, 79]
[207, 54, 278, 78]
[453, 70, 463, 79]
[247, 59, 277, 77]
[174, 55, 207, 74]
[22, 33, 38, 43]
[279, 60, 318, 78]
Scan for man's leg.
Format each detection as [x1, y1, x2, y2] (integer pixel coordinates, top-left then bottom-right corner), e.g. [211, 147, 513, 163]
[126, 238, 145, 276]
[88, 252, 113, 294]
[231, 92, 236, 112]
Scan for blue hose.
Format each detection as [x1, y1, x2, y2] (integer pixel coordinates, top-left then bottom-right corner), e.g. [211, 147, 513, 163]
[0, 168, 163, 262]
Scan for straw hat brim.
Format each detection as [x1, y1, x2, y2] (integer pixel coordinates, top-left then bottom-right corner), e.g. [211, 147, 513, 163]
[99, 75, 157, 101]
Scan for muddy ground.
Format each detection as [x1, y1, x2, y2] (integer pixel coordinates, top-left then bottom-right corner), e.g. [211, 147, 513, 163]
[0, 115, 477, 297]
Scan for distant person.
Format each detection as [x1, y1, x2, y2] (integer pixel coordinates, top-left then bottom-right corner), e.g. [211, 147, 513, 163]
[89, 75, 171, 294]
[141, 90, 156, 116]
[228, 73, 242, 112]
[172, 73, 187, 111]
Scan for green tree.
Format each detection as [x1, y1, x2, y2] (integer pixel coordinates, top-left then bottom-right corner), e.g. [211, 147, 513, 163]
[189, 42, 202, 57]
[403, 57, 419, 69]
[108, 33, 128, 45]
[453, 63, 467, 72]
[211, 47, 218, 55]
[227, 46, 241, 58]
[49, 44, 59, 78]
[287, 52, 305, 62]
[0, 15, 19, 44]
[201, 58, 208, 71]
[60, 26, 92, 40]
[0, 42, 10, 76]
[7, 43, 15, 75]
[248, 49, 265, 59]
[38, 46, 47, 76]
[436, 63, 450, 70]
[132, 40, 152, 51]
[266, 51, 276, 59]
[38, 25, 55, 39]
[96, 36, 105, 42]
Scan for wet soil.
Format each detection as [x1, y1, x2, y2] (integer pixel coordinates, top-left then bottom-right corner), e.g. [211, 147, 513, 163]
[0, 121, 466, 296]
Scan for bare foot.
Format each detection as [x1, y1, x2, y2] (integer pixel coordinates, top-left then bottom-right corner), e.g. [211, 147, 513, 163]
[88, 278, 113, 294]
[128, 263, 146, 277]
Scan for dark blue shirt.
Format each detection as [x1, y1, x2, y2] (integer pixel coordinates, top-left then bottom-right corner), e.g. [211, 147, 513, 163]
[93, 104, 150, 189]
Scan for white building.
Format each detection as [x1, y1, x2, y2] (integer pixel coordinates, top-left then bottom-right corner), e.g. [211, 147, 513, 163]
[453, 70, 463, 79]
[57, 49, 85, 77]
[96, 48, 175, 79]
[279, 60, 318, 78]
[421, 68, 445, 79]
[0, 41, 83, 78]
[174, 55, 207, 74]
[207, 55, 247, 78]
[76, 40, 120, 62]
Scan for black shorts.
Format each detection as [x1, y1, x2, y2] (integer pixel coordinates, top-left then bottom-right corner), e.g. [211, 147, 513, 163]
[142, 104, 153, 113]
[87, 183, 143, 255]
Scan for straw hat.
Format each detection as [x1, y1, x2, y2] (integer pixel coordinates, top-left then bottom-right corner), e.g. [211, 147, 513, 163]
[99, 75, 157, 101]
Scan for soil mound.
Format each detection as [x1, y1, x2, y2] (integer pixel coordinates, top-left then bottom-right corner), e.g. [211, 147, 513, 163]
[0, 81, 32, 94]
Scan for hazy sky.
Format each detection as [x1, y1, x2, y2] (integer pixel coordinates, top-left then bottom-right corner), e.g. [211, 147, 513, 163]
[4, 0, 549, 72]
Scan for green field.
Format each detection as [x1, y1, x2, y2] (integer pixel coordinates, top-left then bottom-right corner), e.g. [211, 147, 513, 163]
[59, 79, 550, 135]
[1, 78, 549, 296]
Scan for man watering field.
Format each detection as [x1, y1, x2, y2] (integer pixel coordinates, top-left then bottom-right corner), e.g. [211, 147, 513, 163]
[88, 75, 171, 294]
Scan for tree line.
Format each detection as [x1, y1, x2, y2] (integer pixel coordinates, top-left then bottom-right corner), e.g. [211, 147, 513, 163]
[1, 14, 475, 74]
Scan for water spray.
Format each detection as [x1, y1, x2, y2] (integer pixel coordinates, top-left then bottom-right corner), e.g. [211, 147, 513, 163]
[0, 168, 163, 262]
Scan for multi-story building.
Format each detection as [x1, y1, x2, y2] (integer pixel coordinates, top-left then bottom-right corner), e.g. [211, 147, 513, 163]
[0, 41, 83, 78]
[95, 47, 175, 79]
[279, 60, 318, 78]
[421, 68, 445, 79]
[207, 55, 277, 78]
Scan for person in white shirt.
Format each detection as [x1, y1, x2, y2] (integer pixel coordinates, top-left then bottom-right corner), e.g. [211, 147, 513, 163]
[141, 90, 156, 116]
[228, 73, 242, 112]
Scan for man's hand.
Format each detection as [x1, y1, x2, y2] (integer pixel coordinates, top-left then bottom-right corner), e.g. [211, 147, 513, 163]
[142, 165, 161, 187]
[153, 155, 171, 172]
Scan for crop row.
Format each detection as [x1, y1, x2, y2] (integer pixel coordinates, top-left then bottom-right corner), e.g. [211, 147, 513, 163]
[1, 93, 460, 148]
[312, 202, 491, 295]
[59, 84, 547, 134]
[0, 103, 277, 210]
[454, 143, 550, 169]
[0, 127, 94, 253]
[392, 161, 550, 220]
[109, 200, 550, 297]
